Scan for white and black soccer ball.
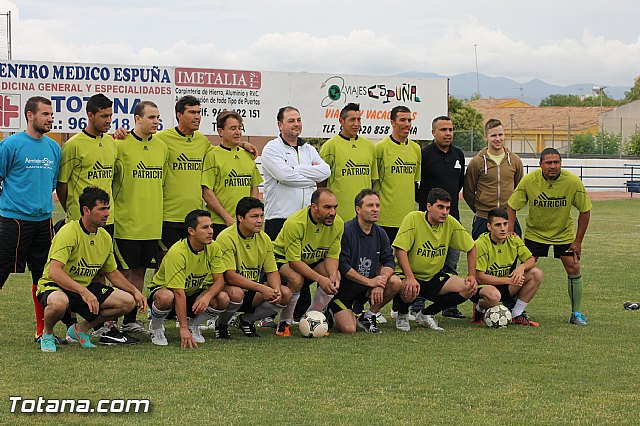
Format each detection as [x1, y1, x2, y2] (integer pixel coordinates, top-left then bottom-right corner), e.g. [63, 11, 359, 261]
[298, 310, 329, 338]
[484, 304, 512, 328]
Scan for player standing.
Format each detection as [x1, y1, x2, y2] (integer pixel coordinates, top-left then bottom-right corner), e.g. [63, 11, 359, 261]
[0, 96, 61, 342]
[507, 148, 592, 325]
[112, 101, 168, 334]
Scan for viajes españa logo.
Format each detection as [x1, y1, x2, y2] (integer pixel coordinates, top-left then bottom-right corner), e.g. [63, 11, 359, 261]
[320, 76, 422, 107]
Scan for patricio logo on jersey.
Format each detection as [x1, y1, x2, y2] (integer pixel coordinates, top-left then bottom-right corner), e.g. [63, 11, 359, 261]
[173, 153, 202, 171]
[416, 241, 447, 258]
[341, 159, 370, 177]
[301, 244, 330, 262]
[239, 262, 261, 281]
[391, 157, 417, 174]
[68, 258, 103, 277]
[224, 169, 253, 187]
[133, 161, 163, 179]
[185, 272, 208, 290]
[88, 161, 113, 179]
[487, 262, 512, 278]
[533, 193, 568, 207]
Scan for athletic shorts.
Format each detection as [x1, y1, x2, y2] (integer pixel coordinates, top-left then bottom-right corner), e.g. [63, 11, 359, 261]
[148, 288, 205, 318]
[525, 239, 572, 259]
[212, 223, 228, 239]
[264, 218, 286, 241]
[0, 216, 53, 288]
[160, 221, 186, 252]
[416, 271, 452, 300]
[275, 256, 322, 271]
[381, 226, 399, 245]
[328, 280, 369, 315]
[39, 281, 115, 322]
[239, 290, 258, 313]
[114, 238, 160, 270]
[471, 284, 513, 303]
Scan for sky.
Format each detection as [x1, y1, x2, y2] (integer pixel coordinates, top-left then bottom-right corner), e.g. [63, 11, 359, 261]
[1, 0, 639, 88]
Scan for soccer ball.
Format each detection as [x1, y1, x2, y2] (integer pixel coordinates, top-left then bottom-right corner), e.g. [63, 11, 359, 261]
[484, 304, 512, 328]
[298, 311, 329, 338]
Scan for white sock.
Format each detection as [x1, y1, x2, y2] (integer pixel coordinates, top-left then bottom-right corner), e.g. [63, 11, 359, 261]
[476, 304, 486, 314]
[189, 307, 224, 327]
[280, 292, 300, 324]
[218, 301, 242, 325]
[243, 302, 279, 323]
[150, 303, 170, 330]
[308, 286, 333, 312]
[512, 299, 528, 317]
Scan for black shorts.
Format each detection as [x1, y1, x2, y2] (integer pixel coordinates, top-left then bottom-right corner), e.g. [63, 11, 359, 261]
[212, 223, 228, 239]
[264, 218, 286, 241]
[471, 284, 513, 303]
[103, 224, 114, 238]
[160, 221, 186, 252]
[0, 216, 52, 287]
[39, 282, 115, 322]
[525, 239, 572, 259]
[275, 256, 322, 272]
[381, 226, 399, 244]
[328, 280, 369, 315]
[239, 290, 258, 313]
[148, 288, 205, 318]
[416, 271, 451, 300]
[114, 238, 160, 270]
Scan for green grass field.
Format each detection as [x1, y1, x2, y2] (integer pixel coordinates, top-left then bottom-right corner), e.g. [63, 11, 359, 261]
[1, 199, 639, 425]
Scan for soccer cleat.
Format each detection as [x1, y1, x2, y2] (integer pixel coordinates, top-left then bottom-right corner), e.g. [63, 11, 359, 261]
[40, 334, 56, 353]
[471, 305, 485, 325]
[569, 312, 588, 326]
[357, 314, 381, 333]
[275, 321, 291, 337]
[512, 314, 540, 327]
[441, 307, 466, 319]
[92, 323, 111, 337]
[66, 324, 96, 348]
[199, 319, 217, 331]
[188, 325, 206, 343]
[149, 324, 168, 346]
[34, 334, 69, 345]
[407, 311, 418, 321]
[395, 314, 411, 332]
[121, 320, 150, 335]
[234, 315, 260, 337]
[375, 311, 387, 324]
[259, 316, 278, 328]
[624, 301, 640, 310]
[99, 326, 140, 345]
[215, 323, 232, 340]
[415, 312, 444, 331]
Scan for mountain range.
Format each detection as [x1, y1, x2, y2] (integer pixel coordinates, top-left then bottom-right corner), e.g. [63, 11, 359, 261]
[399, 72, 631, 106]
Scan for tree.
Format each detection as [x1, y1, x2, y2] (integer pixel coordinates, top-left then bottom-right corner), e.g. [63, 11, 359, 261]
[449, 96, 484, 152]
[539, 93, 621, 107]
[624, 130, 640, 156]
[623, 76, 640, 103]
[570, 131, 620, 154]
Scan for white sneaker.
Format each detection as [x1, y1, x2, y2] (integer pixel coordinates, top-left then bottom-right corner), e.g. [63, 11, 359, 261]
[189, 325, 206, 343]
[415, 312, 444, 331]
[396, 314, 411, 332]
[375, 312, 387, 324]
[121, 320, 150, 335]
[390, 310, 398, 319]
[407, 311, 417, 321]
[149, 324, 168, 346]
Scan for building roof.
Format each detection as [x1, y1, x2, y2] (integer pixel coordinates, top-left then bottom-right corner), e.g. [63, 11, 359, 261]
[469, 98, 615, 132]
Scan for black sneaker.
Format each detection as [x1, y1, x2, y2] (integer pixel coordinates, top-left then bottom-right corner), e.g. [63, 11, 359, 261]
[215, 323, 232, 340]
[234, 315, 260, 337]
[441, 307, 466, 319]
[99, 326, 140, 345]
[357, 314, 381, 333]
[34, 334, 69, 345]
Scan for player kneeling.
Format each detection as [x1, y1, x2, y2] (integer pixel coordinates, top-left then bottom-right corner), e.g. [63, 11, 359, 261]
[147, 210, 229, 349]
[472, 208, 543, 326]
[213, 197, 291, 338]
[328, 189, 402, 334]
[36, 187, 147, 352]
